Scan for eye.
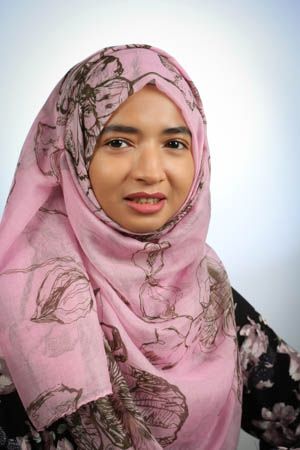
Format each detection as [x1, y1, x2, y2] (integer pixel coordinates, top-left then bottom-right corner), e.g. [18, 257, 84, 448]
[105, 139, 130, 148]
[165, 140, 187, 150]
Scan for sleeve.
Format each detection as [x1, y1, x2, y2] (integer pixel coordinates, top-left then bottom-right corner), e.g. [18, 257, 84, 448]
[233, 287, 300, 450]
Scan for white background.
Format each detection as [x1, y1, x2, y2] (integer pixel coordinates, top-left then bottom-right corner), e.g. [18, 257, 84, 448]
[1, 1, 299, 448]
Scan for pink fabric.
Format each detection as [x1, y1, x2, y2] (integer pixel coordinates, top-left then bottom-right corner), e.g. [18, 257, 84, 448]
[0, 45, 242, 449]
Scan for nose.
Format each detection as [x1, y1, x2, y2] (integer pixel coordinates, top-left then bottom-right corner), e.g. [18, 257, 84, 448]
[131, 143, 166, 185]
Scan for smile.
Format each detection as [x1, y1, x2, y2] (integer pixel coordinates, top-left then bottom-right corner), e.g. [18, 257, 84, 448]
[125, 198, 165, 214]
[128, 198, 161, 204]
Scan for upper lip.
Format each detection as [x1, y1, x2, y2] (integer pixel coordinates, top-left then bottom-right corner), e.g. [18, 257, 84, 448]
[125, 192, 166, 199]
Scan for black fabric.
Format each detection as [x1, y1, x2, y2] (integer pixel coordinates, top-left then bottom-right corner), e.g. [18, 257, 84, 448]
[233, 288, 300, 450]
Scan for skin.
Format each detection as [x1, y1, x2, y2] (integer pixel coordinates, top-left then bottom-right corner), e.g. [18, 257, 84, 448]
[89, 85, 195, 233]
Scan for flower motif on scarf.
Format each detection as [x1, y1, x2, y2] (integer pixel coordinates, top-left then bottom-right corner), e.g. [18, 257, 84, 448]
[30, 259, 93, 324]
[138, 255, 237, 372]
[158, 54, 202, 116]
[190, 256, 236, 351]
[26, 385, 83, 432]
[66, 324, 188, 449]
[132, 241, 183, 322]
[1, 257, 93, 325]
[34, 122, 62, 183]
[56, 52, 133, 166]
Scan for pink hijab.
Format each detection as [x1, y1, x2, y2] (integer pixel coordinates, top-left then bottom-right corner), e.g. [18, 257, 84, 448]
[0, 44, 241, 449]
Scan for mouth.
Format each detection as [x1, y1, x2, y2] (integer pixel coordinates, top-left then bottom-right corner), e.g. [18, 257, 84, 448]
[124, 195, 166, 214]
[126, 197, 161, 205]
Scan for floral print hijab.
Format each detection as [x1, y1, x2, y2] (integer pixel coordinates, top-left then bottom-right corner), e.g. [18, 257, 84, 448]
[0, 45, 242, 449]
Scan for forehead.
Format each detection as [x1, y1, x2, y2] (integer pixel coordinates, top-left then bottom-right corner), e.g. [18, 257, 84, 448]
[106, 85, 188, 127]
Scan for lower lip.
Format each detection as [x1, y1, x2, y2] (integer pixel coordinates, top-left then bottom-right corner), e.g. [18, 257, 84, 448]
[125, 199, 166, 214]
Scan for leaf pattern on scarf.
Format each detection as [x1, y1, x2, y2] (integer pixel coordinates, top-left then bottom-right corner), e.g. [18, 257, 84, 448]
[158, 55, 182, 76]
[124, 44, 152, 50]
[57, 53, 125, 121]
[64, 128, 79, 167]
[197, 256, 242, 401]
[127, 366, 188, 447]
[101, 323, 128, 363]
[192, 256, 236, 349]
[84, 323, 188, 449]
[188, 80, 207, 124]
[26, 385, 83, 432]
[64, 338, 155, 449]
[56, 53, 133, 165]
[92, 78, 131, 118]
[34, 122, 62, 182]
[158, 54, 202, 115]
[1, 257, 93, 325]
[65, 401, 112, 450]
[132, 241, 170, 277]
[132, 242, 184, 323]
[139, 282, 183, 321]
[30, 261, 93, 324]
[136, 252, 239, 373]
[140, 323, 190, 370]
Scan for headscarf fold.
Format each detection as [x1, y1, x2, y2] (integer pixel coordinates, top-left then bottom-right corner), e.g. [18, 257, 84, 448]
[0, 44, 241, 449]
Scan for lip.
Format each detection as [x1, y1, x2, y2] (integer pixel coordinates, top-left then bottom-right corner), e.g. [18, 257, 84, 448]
[125, 192, 166, 200]
[125, 198, 166, 214]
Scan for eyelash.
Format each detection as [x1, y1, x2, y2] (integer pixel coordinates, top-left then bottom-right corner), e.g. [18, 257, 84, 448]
[165, 140, 187, 150]
[105, 139, 131, 148]
[104, 139, 188, 149]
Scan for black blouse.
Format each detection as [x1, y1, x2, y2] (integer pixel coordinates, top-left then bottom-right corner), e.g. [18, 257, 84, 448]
[0, 288, 299, 449]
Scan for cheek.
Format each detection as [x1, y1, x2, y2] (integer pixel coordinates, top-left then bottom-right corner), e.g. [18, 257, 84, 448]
[172, 155, 195, 193]
[186, 155, 195, 187]
[89, 154, 127, 193]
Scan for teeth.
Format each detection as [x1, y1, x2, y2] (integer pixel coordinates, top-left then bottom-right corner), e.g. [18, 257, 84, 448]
[131, 198, 161, 204]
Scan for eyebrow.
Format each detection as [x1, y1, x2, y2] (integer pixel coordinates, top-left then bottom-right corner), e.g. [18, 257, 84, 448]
[101, 124, 192, 137]
[163, 126, 192, 137]
[101, 125, 140, 135]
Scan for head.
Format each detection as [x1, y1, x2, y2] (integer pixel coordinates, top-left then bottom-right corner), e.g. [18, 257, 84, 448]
[88, 84, 195, 233]
[56, 45, 208, 237]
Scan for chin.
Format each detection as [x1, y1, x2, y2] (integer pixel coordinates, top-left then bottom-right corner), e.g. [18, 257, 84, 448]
[123, 220, 166, 234]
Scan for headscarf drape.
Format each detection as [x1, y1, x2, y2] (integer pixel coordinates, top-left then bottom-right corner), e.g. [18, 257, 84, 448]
[0, 44, 242, 449]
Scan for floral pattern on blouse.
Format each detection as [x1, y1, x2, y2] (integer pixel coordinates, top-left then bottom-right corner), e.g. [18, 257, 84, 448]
[0, 288, 299, 450]
[233, 288, 300, 450]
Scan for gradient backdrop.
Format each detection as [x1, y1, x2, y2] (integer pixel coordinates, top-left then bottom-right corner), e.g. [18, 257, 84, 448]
[1, 1, 299, 448]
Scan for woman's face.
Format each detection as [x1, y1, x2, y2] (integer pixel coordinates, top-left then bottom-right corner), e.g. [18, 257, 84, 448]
[89, 85, 194, 233]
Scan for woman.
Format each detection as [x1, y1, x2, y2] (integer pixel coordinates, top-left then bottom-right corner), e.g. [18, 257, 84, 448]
[0, 44, 299, 450]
